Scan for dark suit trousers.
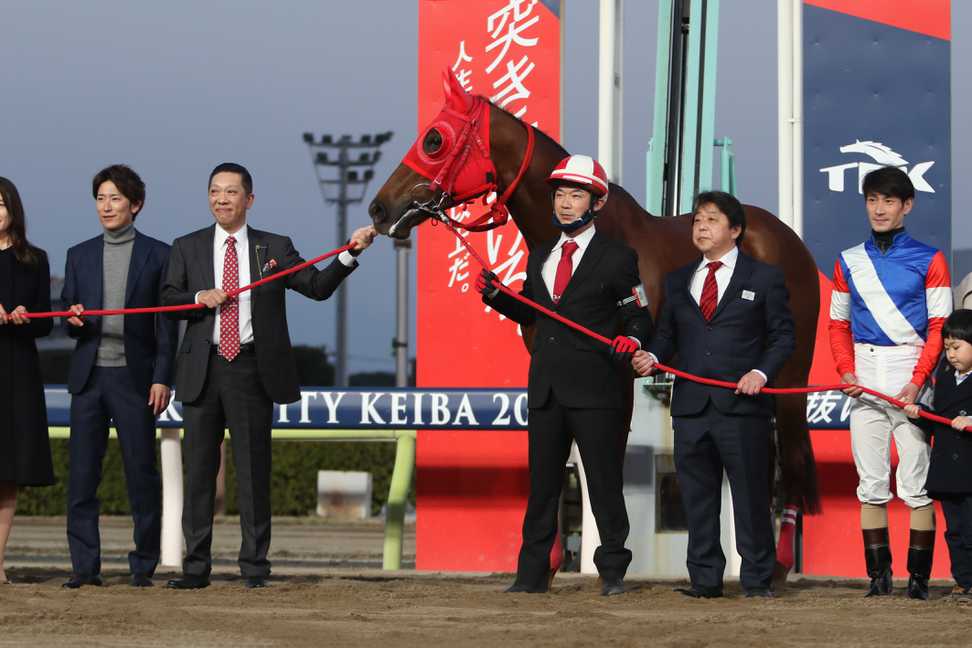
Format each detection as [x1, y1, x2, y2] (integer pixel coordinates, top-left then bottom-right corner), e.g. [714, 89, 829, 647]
[673, 403, 774, 591]
[67, 367, 161, 577]
[182, 348, 273, 578]
[940, 495, 972, 589]
[515, 391, 631, 589]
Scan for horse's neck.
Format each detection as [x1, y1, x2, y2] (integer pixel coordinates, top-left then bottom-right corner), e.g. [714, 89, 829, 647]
[490, 106, 670, 258]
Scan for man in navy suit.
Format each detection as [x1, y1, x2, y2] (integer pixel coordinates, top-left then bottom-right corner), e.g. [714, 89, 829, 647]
[61, 164, 177, 588]
[633, 191, 795, 598]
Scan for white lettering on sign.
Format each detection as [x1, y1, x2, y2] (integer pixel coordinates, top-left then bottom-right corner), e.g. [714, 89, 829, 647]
[819, 140, 936, 194]
[430, 392, 450, 425]
[300, 391, 319, 424]
[321, 392, 345, 424]
[389, 392, 409, 425]
[453, 394, 479, 426]
[360, 392, 386, 425]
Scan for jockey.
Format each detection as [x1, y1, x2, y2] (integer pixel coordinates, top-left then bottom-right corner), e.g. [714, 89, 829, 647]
[829, 165, 952, 600]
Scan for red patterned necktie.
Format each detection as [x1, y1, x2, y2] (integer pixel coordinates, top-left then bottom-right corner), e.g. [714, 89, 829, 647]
[552, 240, 579, 304]
[219, 236, 241, 361]
[699, 260, 722, 321]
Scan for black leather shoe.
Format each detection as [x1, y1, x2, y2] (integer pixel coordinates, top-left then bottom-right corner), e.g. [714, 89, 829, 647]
[744, 588, 775, 598]
[674, 586, 723, 599]
[504, 582, 548, 594]
[245, 576, 268, 589]
[166, 576, 210, 590]
[130, 574, 153, 588]
[62, 575, 103, 589]
[601, 577, 626, 597]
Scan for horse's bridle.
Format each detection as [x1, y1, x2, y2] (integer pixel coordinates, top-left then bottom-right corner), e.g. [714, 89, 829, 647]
[390, 96, 536, 237]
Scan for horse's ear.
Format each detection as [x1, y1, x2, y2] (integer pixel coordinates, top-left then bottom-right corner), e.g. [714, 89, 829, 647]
[442, 67, 473, 111]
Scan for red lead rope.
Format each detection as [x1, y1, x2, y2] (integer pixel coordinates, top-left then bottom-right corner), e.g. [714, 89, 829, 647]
[18, 244, 353, 319]
[442, 218, 966, 431]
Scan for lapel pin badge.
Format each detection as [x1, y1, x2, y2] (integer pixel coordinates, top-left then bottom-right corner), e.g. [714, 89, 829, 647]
[742, 290, 755, 301]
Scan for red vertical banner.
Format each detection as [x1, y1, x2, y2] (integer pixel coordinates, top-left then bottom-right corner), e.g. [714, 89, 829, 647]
[415, 0, 561, 571]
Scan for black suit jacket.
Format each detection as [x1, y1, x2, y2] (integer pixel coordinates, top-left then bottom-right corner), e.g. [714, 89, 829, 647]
[649, 250, 795, 417]
[485, 231, 653, 409]
[914, 362, 972, 496]
[61, 231, 177, 396]
[161, 224, 355, 404]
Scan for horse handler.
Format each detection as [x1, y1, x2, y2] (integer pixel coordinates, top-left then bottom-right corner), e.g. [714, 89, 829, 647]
[476, 154, 653, 596]
[633, 191, 795, 598]
[829, 166, 951, 599]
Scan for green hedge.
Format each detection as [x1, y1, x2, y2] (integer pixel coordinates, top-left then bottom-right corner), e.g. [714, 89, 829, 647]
[18, 439, 403, 517]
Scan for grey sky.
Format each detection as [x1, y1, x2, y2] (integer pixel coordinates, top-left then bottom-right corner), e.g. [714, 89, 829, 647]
[2, 1, 967, 374]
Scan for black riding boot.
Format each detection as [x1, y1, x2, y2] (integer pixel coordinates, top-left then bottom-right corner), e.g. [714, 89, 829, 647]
[906, 529, 935, 601]
[863, 528, 893, 597]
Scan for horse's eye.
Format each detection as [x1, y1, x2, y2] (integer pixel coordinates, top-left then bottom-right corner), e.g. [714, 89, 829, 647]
[423, 128, 444, 156]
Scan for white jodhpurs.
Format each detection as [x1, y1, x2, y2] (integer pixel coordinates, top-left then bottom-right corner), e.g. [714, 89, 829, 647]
[849, 343, 932, 509]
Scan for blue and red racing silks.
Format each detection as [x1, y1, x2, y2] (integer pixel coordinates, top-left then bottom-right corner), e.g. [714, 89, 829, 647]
[829, 230, 952, 386]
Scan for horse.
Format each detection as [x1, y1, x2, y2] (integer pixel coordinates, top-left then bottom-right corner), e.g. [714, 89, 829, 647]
[369, 71, 821, 530]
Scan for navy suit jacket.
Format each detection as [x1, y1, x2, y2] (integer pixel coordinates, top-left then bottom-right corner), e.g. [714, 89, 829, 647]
[649, 250, 795, 418]
[61, 230, 178, 396]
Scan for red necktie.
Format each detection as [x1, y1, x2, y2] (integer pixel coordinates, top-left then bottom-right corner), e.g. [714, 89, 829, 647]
[219, 236, 241, 361]
[699, 260, 722, 321]
[552, 240, 578, 303]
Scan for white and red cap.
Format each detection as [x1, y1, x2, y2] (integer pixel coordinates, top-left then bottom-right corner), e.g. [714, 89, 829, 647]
[546, 154, 609, 198]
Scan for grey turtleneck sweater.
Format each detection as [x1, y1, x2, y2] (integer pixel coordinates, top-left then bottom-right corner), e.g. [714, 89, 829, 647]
[96, 223, 135, 367]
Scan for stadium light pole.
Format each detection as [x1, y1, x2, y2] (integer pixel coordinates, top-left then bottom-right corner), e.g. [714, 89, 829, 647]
[303, 130, 394, 386]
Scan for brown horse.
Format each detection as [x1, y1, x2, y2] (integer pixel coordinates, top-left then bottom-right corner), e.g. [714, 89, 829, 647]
[369, 72, 821, 516]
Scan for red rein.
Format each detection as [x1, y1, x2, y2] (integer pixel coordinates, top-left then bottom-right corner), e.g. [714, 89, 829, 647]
[19, 244, 353, 319]
[442, 218, 965, 431]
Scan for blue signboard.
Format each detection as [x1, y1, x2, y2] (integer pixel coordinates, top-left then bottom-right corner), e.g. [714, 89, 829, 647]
[803, 5, 951, 272]
[44, 385, 854, 431]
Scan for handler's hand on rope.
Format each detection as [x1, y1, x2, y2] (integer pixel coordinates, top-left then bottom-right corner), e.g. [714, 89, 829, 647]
[895, 382, 920, 405]
[347, 225, 378, 256]
[631, 350, 656, 376]
[66, 304, 86, 327]
[953, 416, 972, 432]
[840, 372, 864, 398]
[610, 336, 638, 364]
[475, 269, 499, 299]
[8, 305, 29, 325]
[196, 289, 228, 309]
[735, 370, 767, 396]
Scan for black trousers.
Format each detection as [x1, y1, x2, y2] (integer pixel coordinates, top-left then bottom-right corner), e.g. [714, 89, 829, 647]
[940, 494, 972, 589]
[514, 391, 631, 589]
[67, 367, 161, 577]
[673, 403, 775, 592]
[181, 349, 274, 578]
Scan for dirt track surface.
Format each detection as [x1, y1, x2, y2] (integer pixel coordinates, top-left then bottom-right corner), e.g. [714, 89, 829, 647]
[2, 572, 972, 647]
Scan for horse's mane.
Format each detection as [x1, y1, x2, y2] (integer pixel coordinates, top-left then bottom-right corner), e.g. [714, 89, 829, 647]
[477, 96, 568, 158]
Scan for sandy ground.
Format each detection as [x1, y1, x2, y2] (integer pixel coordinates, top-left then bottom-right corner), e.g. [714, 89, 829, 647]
[3, 519, 972, 647]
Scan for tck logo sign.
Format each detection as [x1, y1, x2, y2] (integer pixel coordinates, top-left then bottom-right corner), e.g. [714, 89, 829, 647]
[819, 140, 935, 194]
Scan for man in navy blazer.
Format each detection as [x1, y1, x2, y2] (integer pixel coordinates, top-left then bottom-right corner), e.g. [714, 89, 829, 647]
[633, 191, 795, 598]
[61, 165, 177, 588]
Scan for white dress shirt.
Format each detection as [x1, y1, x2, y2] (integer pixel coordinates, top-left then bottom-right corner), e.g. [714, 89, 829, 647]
[198, 225, 359, 346]
[208, 225, 254, 345]
[540, 225, 598, 299]
[957, 370, 971, 386]
[689, 245, 739, 305]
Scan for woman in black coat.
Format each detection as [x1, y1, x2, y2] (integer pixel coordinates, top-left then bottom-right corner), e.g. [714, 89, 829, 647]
[0, 177, 55, 584]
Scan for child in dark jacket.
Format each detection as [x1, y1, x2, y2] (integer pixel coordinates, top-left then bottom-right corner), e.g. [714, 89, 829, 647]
[906, 309, 972, 598]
